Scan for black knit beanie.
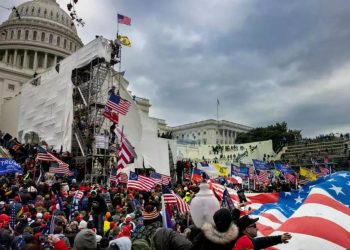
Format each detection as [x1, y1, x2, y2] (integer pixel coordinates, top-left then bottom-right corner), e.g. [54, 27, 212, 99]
[213, 208, 232, 232]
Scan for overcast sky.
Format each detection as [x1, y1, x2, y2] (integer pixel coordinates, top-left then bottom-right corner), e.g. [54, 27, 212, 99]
[1, 0, 350, 137]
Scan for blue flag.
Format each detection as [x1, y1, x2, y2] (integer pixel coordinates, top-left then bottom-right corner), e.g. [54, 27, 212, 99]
[274, 161, 295, 174]
[0, 158, 22, 175]
[222, 188, 235, 211]
[252, 159, 270, 171]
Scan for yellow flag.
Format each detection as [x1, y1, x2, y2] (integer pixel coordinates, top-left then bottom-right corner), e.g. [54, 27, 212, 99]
[213, 163, 229, 176]
[300, 167, 317, 180]
[118, 35, 131, 47]
[275, 170, 281, 177]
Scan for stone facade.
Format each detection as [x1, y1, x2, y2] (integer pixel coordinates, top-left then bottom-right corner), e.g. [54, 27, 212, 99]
[167, 119, 252, 145]
[0, 0, 83, 126]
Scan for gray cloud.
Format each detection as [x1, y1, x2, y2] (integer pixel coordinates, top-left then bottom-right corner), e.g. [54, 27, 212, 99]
[1, 0, 350, 137]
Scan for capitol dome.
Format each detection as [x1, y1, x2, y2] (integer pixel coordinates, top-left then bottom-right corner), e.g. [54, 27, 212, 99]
[0, 0, 83, 74]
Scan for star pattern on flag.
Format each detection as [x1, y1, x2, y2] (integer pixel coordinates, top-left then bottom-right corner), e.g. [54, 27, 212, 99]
[347, 181, 350, 186]
[284, 192, 291, 196]
[338, 173, 348, 178]
[329, 184, 345, 195]
[294, 195, 304, 204]
[327, 178, 336, 182]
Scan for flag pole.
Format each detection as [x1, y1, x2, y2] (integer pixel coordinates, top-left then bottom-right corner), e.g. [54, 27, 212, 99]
[217, 98, 219, 121]
[161, 196, 167, 228]
[115, 125, 124, 185]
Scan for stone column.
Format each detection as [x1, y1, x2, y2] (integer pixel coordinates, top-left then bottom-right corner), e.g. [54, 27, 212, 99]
[43, 53, 48, 68]
[33, 51, 38, 70]
[3, 50, 8, 63]
[53, 55, 57, 66]
[13, 49, 17, 66]
[23, 50, 28, 68]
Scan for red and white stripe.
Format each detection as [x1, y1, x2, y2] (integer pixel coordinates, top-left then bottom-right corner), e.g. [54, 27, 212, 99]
[173, 192, 190, 213]
[255, 170, 269, 184]
[116, 140, 133, 183]
[255, 188, 350, 249]
[161, 174, 171, 185]
[127, 175, 158, 191]
[211, 183, 279, 211]
[37, 152, 72, 176]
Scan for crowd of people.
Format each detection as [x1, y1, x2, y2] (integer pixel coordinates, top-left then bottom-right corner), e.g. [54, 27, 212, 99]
[0, 133, 295, 250]
[0, 174, 292, 250]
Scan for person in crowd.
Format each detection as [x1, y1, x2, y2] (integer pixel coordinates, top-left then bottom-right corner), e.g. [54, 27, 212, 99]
[191, 208, 239, 250]
[88, 190, 108, 236]
[153, 227, 193, 250]
[183, 192, 192, 203]
[233, 215, 292, 250]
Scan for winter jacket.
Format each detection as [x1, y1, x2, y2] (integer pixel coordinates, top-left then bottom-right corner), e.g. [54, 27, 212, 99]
[53, 239, 69, 250]
[191, 223, 239, 250]
[88, 194, 108, 214]
[133, 221, 162, 243]
[233, 234, 283, 250]
[153, 228, 192, 250]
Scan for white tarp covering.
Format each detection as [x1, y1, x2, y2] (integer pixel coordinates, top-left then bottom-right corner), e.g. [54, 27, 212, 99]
[138, 112, 170, 175]
[18, 37, 111, 150]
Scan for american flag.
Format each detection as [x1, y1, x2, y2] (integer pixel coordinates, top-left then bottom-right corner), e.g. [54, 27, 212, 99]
[162, 185, 190, 214]
[127, 172, 157, 191]
[150, 172, 171, 186]
[255, 170, 270, 184]
[210, 182, 279, 211]
[117, 13, 131, 25]
[114, 126, 137, 158]
[109, 167, 117, 183]
[116, 138, 133, 183]
[250, 171, 350, 249]
[106, 93, 131, 116]
[36, 146, 72, 175]
[285, 172, 297, 184]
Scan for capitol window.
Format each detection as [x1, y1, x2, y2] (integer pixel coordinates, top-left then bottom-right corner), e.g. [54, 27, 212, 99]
[8, 84, 15, 91]
[33, 31, 37, 40]
[10, 30, 14, 39]
[38, 8, 40, 14]
[25, 30, 29, 40]
[49, 34, 53, 44]
[64, 39, 67, 49]
[57, 36, 60, 46]
[41, 32, 45, 42]
[17, 30, 21, 40]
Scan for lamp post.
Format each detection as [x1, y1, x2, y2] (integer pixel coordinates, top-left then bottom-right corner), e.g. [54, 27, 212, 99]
[190, 181, 220, 228]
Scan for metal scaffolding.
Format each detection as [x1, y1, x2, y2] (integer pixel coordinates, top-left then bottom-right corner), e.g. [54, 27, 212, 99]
[71, 58, 114, 183]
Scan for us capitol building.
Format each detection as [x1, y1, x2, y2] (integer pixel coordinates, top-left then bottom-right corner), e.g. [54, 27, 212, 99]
[0, 0, 252, 144]
[0, 0, 83, 118]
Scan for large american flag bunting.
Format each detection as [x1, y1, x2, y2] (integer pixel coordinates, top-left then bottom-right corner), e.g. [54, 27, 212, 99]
[127, 172, 159, 191]
[36, 146, 72, 175]
[106, 93, 131, 116]
[250, 171, 350, 249]
[211, 172, 350, 249]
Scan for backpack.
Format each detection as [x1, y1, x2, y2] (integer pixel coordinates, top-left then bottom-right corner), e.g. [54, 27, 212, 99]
[132, 237, 156, 250]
